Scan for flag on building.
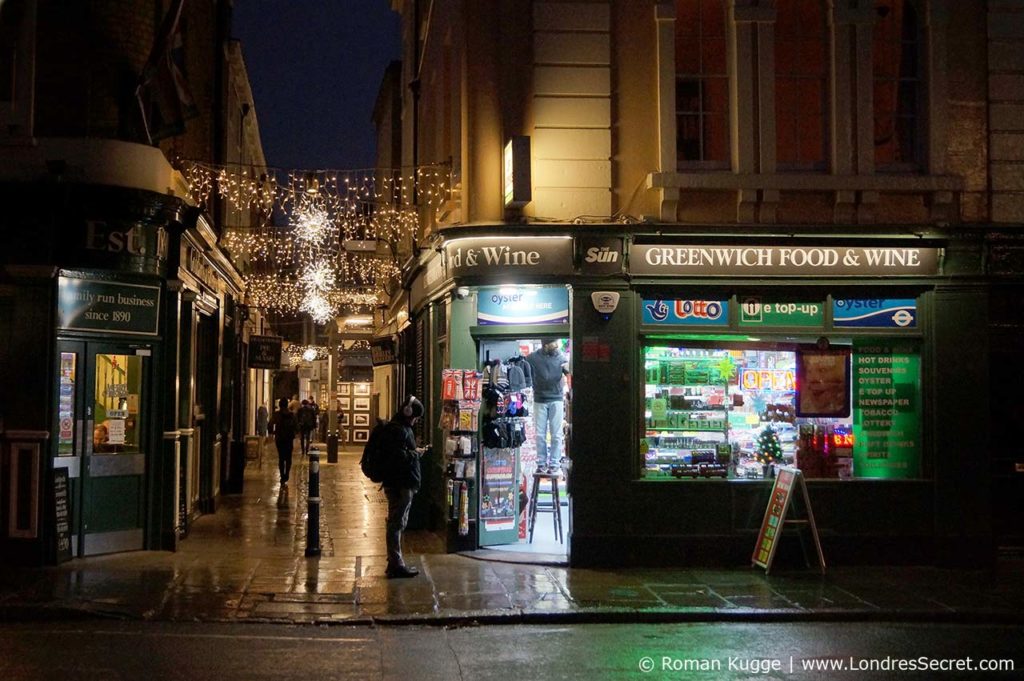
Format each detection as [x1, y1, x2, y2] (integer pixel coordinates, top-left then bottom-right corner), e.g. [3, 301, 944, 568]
[136, 0, 198, 143]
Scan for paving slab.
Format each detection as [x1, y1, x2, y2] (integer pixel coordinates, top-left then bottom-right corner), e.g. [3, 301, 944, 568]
[2, 446, 1023, 626]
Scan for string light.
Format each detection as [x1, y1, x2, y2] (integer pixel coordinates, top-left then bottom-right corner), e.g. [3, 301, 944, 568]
[300, 291, 334, 325]
[299, 261, 337, 292]
[178, 159, 451, 322]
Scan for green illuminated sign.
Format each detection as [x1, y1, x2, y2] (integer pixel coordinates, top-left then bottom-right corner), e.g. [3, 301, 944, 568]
[852, 341, 921, 478]
[739, 296, 824, 327]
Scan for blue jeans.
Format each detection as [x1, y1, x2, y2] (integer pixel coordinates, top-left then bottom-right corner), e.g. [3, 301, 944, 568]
[534, 400, 564, 467]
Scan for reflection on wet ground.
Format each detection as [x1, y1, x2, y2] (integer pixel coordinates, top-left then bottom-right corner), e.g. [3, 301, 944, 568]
[2, 445, 1024, 624]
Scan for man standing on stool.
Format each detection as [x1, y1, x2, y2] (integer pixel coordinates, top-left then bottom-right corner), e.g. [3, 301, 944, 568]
[380, 395, 429, 578]
[527, 338, 569, 474]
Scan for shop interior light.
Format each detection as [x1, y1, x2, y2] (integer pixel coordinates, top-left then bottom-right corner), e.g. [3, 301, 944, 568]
[302, 348, 318, 362]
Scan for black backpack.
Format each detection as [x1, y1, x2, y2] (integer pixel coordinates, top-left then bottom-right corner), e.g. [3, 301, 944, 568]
[360, 419, 391, 483]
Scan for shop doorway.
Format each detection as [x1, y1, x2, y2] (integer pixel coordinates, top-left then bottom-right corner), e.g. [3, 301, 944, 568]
[477, 338, 570, 557]
[55, 340, 150, 556]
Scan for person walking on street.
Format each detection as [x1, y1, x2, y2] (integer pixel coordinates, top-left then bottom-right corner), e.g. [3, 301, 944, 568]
[297, 399, 317, 456]
[379, 395, 429, 578]
[269, 398, 298, 486]
[526, 338, 570, 473]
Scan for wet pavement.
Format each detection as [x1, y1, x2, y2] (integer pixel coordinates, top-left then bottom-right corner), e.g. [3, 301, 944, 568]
[2, 445, 1023, 625]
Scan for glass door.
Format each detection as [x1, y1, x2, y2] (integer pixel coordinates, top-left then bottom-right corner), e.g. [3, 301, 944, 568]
[477, 339, 523, 547]
[82, 343, 148, 555]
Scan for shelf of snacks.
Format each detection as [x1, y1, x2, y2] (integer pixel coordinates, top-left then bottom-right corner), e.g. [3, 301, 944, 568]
[642, 351, 736, 479]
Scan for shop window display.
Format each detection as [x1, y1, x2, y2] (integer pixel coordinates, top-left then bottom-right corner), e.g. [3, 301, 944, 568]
[642, 342, 919, 480]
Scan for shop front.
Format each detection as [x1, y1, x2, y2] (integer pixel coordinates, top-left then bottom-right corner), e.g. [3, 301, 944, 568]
[569, 237, 989, 567]
[407, 235, 576, 556]
[170, 216, 246, 536]
[409, 228, 991, 567]
[0, 181, 179, 564]
[55, 275, 162, 556]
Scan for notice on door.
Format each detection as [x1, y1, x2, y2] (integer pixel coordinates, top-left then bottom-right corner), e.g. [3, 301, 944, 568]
[57, 276, 161, 336]
[852, 341, 921, 478]
[106, 419, 126, 445]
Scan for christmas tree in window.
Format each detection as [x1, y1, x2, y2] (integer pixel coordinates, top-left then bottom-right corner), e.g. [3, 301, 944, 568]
[755, 425, 783, 469]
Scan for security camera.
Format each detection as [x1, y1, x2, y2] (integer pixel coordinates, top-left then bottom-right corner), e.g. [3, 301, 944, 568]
[455, 286, 470, 300]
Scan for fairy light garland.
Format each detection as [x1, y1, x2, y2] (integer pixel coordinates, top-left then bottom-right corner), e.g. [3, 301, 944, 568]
[178, 159, 450, 324]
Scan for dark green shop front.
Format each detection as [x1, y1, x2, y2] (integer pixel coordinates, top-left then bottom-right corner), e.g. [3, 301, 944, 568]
[410, 228, 993, 567]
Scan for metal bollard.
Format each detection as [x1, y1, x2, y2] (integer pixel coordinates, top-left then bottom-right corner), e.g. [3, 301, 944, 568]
[305, 447, 321, 557]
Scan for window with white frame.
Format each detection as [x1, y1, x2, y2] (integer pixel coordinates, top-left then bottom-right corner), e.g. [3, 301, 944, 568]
[675, 0, 730, 168]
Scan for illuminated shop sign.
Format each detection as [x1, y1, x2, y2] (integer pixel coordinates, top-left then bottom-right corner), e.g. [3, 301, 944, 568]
[630, 245, 939, 277]
[578, 236, 624, 275]
[740, 296, 824, 327]
[444, 236, 574, 278]
[57, 276, 161, 336]
[477, 286, 569, 326]
[852, 341, 921, 478]
[642, 299, 729, 326]
[833, 298, 917, 328]
[741, 369, 796, 391]
[503, 136, 531, 207]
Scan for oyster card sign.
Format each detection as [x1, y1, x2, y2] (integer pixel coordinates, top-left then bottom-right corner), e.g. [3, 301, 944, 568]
[631, 245, 939, 277]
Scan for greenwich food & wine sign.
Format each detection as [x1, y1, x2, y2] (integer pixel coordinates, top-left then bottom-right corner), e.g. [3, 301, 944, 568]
[630, 245, 939, 277]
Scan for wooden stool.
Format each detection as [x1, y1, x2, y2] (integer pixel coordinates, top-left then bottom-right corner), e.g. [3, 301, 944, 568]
[528, 472, 563, 543]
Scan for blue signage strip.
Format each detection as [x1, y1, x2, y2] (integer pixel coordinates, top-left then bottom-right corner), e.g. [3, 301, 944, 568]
[642, 299, 729, 326]
[833, 298, 917, 328]
[477, 287, 569, 326]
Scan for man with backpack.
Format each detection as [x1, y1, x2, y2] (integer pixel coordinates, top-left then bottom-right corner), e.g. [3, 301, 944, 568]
[297, 399, 317, 456]
[362, 395, 429, 578]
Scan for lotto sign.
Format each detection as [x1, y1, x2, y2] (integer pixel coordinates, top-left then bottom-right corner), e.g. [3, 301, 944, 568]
[642, 299, 729, 325]
[740, 297, 824, 327]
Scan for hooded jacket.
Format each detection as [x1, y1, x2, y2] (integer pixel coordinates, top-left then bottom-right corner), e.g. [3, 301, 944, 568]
[380, 417, 422, 491]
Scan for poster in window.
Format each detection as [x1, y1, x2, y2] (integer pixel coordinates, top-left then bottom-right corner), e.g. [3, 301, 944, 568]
[353, 413, 370, 427]
[354, 382, 371, 395]
[796, 347, 851, 417]
[338, 397, 350, 411]
[341, 412, 350, 426]
[339, 383, 351, 396]
[353, 429, 369, 443]
[354, 397, 370, 411]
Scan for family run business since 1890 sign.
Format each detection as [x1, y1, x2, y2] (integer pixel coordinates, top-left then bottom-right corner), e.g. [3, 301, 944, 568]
[57, 276, 160, 336]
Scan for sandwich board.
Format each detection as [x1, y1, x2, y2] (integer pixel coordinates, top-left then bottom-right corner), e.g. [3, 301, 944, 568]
[752, 466, 826, 575]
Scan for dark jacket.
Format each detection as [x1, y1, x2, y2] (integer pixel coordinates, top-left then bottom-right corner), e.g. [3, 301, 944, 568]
[380, 418, 421, 491]
[297, 404, 317, 431]
[269, 409, 297, 443]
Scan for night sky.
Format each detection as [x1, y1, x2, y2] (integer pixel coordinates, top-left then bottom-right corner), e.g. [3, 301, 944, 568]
[231, 1, 402, 172]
